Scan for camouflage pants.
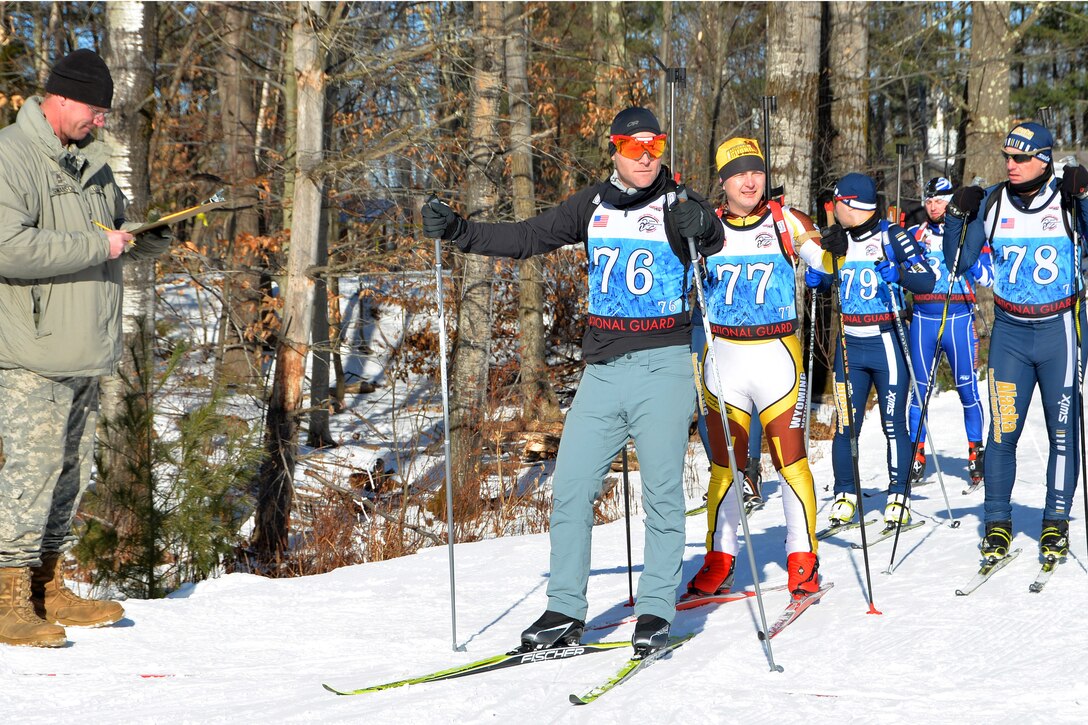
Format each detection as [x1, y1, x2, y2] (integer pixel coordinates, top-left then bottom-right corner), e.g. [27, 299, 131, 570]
[0, 369, 99, 568]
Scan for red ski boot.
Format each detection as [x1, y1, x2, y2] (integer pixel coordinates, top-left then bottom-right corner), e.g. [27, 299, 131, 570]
[787, 551, 820, 598]
[686, 551, 735, 596]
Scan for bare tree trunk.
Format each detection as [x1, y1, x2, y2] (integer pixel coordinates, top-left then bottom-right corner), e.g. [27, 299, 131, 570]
[767, 1, 821, 215]
[214, 2, 266, 388]
[964, 1, 1012, 334]
[828, 1, 870, 177]
[449, 2, 503, 502]
[702, 2, 733, 191]
[305, 224, 334, 449]
[964, 1, 1011, 188]
[252, 0, 326, 564]
[768, 1, 821, 337]
[593, 2, 625, 156]
[505, 2, 560, 424]
[308, 16, 350, 448]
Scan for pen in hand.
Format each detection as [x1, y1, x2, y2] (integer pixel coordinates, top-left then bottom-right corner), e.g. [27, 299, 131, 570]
[94, 220, 135, 258]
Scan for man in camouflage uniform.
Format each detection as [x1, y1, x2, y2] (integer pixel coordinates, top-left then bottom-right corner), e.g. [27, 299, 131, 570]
[0, 49, 170, 647]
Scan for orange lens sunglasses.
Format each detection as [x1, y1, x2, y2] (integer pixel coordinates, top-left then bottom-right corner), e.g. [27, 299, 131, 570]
[611, 134, 667, 160]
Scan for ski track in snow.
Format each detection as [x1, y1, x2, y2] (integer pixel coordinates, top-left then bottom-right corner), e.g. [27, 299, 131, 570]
[4, 388, 1088, 723]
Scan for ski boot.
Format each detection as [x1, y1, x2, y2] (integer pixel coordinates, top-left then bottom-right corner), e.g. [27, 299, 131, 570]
[828, 492, 858, 527]
[967, 441, 984, 487]
[883, 493, 911, 527]
[979, 520, 1012, 562]
[1040, 519, 1069, 561]
[786, 551, 820, 599]
[519, 610, 584, 651]
[686, 551, 735, 596]
[909, 450, 926, 485]
[631, 614, 670, 656]
[742, 463, 764, 516]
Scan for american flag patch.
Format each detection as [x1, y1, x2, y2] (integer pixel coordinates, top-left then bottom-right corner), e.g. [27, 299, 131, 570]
[592, 214, 609, 227]
[1000, 218, 1015, 229]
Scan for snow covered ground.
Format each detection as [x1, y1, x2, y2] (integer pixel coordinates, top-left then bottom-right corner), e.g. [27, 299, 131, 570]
[4, 382, 1087, 723]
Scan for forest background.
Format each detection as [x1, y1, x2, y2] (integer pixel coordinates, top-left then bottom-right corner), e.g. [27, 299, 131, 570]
[0, 0, 1085, 600]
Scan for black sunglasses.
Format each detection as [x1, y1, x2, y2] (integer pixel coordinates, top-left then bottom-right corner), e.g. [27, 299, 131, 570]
[1002, 151, 1040, 163]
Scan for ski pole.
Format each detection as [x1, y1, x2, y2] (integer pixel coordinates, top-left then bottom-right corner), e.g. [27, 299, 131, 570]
[680, 192, 781, 673]
[828, 246, 881, 614]
[872, 243, 954, 523]
[907, 178, 985, 492]
[762, 95, 777, 202]
[652, 53, 686, 178]
[428, 201, 465, 653]
[1066, 171, 1088, 555]
[873, 255, 958, 574]
[804, 286, 817, 453]
[807, 200, 837, 452]
[1038, 106, 1054, 130]
[622, 446, 635, 607]
[905, 190, 976, 537]
[894, 142, 907, 227]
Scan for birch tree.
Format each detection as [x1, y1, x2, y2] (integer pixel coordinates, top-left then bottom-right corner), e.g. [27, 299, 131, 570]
[101, 1, 157, 426]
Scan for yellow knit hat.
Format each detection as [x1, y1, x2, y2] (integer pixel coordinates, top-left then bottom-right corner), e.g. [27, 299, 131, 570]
[715, 137, 765, 181]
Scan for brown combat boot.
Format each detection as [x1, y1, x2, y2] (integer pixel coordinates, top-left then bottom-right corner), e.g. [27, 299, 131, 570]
[0, 566, 67, 647]
[30, 553, 124, 628]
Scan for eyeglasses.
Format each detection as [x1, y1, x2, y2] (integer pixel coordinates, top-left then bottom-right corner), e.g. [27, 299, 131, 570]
[80, 101, 110, 121]
[611, 134, 667, 160]
[1003, 151, 1041, 163]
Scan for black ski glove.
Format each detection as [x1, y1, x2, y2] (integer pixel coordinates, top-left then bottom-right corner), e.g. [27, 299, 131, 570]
[1061, 164, 1088, 204]
[947, 186, 985, 219]
[421, 198, 467, 240]
[673, 198, 715, 240]
[820, 224, 848, 257]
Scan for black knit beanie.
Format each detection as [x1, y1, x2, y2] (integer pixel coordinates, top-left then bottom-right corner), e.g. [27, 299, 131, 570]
[45, 49, 114, 109]
[610, 107, 662, 137]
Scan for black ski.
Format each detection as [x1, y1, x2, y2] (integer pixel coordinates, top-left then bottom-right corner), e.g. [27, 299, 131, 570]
[322, 640, 630, 695]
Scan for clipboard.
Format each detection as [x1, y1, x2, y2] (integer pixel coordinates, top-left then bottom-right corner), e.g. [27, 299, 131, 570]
[129, 189, 228, 235]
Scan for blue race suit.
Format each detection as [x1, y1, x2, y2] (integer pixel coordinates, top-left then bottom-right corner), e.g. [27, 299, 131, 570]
[945, 176, 1088, 525]
[828, 217, 935, 497]
[906, 219, 992, 449]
